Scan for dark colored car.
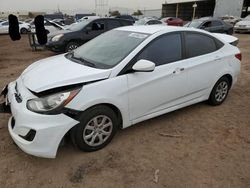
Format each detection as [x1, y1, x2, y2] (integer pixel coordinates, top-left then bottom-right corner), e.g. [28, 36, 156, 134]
[46, 18, 133, 52]
[161, 17, 184, 26]
[185, 18, 233, 35]
[115, 15, 138, 22]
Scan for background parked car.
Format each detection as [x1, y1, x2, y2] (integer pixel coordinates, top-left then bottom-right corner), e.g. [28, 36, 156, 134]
[115, 15, 138, 23]
[234, 15, 250, 33]
[46, 18, 133, 52]
[0, 21, 31, 34]
[134, 18, 164, 25]
[220, 15, 242, 26]
[185, 18, 233, 35]
[30, 19, 65, 34]
[77, 16, 100, 22]
[161, 17, 184, 26]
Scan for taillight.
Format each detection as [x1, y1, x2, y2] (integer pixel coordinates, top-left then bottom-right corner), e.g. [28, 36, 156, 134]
[235, 53, 242, 61]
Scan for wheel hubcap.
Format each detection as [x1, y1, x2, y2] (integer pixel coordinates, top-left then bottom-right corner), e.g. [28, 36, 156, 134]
[68, 44, 78, 51]
[215, 81, 228, 102]
[83, 115, 113, 147]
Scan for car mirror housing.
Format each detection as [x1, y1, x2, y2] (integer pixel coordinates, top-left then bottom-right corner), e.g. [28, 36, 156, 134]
[132, 59, 155, 72]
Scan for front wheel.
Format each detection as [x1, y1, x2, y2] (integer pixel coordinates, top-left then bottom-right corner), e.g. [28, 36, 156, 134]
[71, 105, 118, 152]
[65, 41, 79, 52]
[208, 77, 230, 106]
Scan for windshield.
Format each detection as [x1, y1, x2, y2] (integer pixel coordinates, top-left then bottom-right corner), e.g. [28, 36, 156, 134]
[68, 20, 90, 31]
[68, 30, 149, 69]
[135, 19, 147, 25]
[186, 20, 202, 28]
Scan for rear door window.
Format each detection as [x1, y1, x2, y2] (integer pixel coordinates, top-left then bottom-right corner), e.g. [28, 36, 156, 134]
[107, 20, 121, 30]
[185, 32, 217, 58]
[211, 20, 223, 26]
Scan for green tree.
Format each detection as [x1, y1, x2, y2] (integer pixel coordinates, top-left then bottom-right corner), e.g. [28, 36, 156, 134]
[109, 10, 121, 17]
[132, 10, 143, 16]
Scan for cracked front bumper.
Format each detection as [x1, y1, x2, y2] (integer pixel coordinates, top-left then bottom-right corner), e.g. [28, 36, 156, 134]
[4, 79, 79, 158]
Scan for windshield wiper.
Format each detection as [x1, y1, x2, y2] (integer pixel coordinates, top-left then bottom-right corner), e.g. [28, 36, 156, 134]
[68, 52, 96, 68]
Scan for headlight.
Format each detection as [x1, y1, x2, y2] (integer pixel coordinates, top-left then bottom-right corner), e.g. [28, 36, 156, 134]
[51, 34, 64, 42]
[27, 88, 80, 113]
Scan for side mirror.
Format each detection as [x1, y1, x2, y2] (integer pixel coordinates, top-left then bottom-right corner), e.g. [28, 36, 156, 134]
[132, 59, 155, 72]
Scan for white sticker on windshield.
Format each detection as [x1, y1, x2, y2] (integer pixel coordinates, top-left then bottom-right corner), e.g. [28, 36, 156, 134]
[129, 33, 148, 39]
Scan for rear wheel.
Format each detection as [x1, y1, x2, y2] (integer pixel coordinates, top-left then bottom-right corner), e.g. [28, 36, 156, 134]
[66, 41, 79, 52]
[208, 76, 230, 106]
[71, 105, 118, 152]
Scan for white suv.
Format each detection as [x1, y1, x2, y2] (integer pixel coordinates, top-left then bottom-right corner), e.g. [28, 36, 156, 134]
[1, 25, 241, 158]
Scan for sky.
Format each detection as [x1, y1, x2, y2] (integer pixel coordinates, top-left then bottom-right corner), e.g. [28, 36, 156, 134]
[0, 0, 166, 12]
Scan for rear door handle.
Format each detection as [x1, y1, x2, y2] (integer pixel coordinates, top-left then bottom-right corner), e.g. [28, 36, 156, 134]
[214, 56, 222, 61]
[173, 68, 185, 74]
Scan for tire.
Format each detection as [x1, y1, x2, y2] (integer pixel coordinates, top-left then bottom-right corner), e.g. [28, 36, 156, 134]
[65, 41, 79, 52]
[208, 76, 230, 106]
[71, 105, 118, 152]
[20, 28, 28, 34]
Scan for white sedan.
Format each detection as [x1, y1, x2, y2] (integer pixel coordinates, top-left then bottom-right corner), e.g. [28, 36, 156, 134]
[1, 25, 241, 158]
[234, 15, 250, 33]
[0, 21, 31, 34]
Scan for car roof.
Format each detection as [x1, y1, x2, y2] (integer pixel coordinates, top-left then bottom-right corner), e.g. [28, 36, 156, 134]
[198, 17, 222, 22]
[115, 25, 202, 34]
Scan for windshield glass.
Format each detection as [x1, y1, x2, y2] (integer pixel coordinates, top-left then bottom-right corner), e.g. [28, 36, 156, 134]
[135, 19, 147, 25]
[69, 30, 149, 69]
[68, 20, 90, 31]
[186, 20, 202, 28]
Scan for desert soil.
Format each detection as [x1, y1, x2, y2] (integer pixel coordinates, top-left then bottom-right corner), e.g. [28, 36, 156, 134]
[0, 34, 250, 188]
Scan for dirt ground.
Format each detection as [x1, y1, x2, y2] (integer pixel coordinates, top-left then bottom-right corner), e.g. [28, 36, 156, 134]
[0, 33, 249, 188]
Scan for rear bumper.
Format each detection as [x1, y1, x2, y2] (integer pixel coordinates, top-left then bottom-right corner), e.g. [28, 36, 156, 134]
[4, 80, 79, 158]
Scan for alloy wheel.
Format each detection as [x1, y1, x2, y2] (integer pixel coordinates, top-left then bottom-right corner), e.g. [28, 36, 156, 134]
[215, 81, 228, 102]
[83, 115, 113, 147]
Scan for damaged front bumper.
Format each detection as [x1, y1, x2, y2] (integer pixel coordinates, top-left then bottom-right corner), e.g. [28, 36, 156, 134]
[1, 80, 79, 158]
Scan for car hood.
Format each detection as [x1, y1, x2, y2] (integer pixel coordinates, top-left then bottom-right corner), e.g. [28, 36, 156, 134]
[236, 20, 250, 26]
[48, 29, 72, 37]
[21, 54, 111, 92]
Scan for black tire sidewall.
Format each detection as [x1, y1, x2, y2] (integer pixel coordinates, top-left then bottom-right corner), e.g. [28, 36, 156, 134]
[73, 105, 118, 152]
[209, 77, 230, 105]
